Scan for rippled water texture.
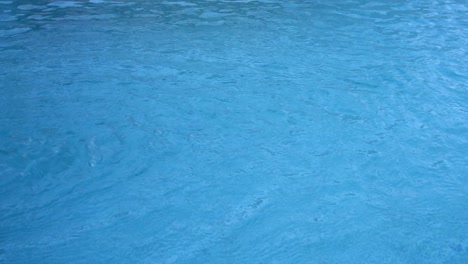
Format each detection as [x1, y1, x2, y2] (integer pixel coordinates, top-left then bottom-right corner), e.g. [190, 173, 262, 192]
[1, 0, 467, 263]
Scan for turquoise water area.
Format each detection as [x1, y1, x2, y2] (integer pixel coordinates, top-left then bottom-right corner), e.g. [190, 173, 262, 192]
[1, 0, 467, 263]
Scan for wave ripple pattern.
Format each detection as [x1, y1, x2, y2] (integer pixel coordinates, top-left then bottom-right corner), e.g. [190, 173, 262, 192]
[1, 0, 467, 263]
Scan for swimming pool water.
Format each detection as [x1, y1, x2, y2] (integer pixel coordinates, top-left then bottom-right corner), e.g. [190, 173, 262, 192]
[1, 0, 467, 263]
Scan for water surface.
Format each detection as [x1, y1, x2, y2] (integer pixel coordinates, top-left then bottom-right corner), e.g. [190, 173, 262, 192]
[1, 0, 467, 263]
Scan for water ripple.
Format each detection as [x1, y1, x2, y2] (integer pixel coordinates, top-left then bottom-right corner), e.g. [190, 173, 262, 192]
[1, 0, 467, 263]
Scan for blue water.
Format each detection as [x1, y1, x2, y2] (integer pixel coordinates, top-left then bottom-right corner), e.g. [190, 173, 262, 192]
[1, 0, 467, 263]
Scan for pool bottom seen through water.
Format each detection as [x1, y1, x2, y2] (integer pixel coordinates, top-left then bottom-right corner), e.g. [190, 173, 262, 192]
[0, 0, 467, 263]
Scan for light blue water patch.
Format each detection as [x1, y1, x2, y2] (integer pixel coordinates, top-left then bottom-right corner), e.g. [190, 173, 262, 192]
[1, 0, 467, 263]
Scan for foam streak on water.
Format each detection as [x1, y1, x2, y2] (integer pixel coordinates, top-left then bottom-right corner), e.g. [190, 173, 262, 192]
[1, 0, 467, 263]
